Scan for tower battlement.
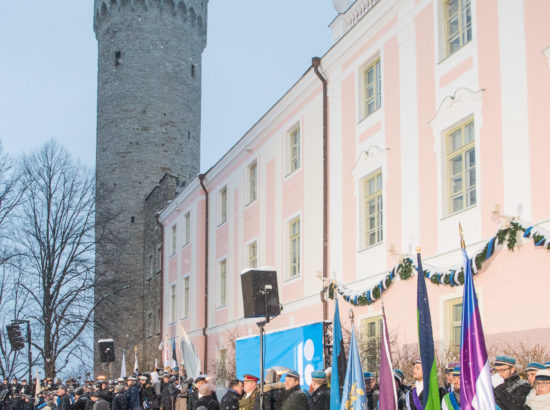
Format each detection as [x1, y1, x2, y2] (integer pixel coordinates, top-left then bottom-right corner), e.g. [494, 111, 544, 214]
[94, 0, 207, 46]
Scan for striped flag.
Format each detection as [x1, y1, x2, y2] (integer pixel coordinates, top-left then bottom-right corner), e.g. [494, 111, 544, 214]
[378, 305, 397, 409]
[460, 249, 496, 409]
[417, 252, 441, 410]
[330, 296, 346, 410]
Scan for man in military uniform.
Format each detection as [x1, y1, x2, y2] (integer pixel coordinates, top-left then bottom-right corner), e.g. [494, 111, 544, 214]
[444, 362, 459, 393]
[309, 370, 329, 410]
[363, 372, 379, 410]
[281, 371, 307, 410]
[492, 355, 531, 410]
[393, 369, 409, 410]
[238, 375, 259, 410]
[441, 366, 460, 410]
[188, 375, 214, 410]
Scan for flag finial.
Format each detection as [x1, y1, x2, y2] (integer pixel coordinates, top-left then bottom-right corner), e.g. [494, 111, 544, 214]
[459, 222, 466, 249]
[416, 246, 421, 254]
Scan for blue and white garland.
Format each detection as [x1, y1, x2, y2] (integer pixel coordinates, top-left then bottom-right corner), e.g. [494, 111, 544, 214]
[328, 220, 550, 306]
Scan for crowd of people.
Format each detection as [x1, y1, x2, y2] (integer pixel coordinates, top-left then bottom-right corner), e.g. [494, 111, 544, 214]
[0, 354, 549, 410]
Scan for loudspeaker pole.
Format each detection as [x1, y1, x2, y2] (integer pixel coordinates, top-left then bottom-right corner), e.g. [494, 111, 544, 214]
[257, 284, 272, 410]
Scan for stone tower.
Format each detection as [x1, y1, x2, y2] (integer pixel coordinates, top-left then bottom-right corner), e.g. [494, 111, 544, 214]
[93, 0, 207, 375]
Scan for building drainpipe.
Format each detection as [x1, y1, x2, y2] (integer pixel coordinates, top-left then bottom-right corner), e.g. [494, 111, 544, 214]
[155, 212, 164, 354]
[198, 174, 209, 371]
[312, 57, 329, 322]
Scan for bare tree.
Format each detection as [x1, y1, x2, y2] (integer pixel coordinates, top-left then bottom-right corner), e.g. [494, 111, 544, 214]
[0, 142, 28, 379]
[15, 140, 96, 378]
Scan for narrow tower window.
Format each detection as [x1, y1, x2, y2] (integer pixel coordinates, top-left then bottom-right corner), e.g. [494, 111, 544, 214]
[191, 64, 196, 77]
[115, 51, 121, 66]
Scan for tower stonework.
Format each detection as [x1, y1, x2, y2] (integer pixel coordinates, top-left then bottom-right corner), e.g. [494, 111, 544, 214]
[93, 0, 207, 375]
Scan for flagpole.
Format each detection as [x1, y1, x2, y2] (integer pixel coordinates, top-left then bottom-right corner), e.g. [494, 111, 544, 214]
[459, 222, 466, 249]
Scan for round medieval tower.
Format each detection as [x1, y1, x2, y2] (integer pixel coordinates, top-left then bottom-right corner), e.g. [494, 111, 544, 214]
[93, 0, 207, 375]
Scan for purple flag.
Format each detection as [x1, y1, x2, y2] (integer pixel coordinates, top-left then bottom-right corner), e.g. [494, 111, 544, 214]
[378, 306, 397, 409]
[460, 249, 496, 409]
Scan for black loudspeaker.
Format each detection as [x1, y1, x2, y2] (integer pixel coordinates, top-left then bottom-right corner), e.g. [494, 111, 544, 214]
[241, 269, 281, 318]
[98, 339, 115, 363]
[6, 324, 25, 351]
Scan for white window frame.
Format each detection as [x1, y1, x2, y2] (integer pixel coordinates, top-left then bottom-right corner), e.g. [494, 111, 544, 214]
[443, 0, 472, 58]
[170, 284, 176, 323]
[183, 275, 190, 319]
[217, 258, 227, 308]
[361, 169, 383, 249]
[247, 240, 258, 269]
[446, 119, 476, 215]
[170, 224, 177, 256]
[360, 56, 382, 120]
[286, 215, 301, 280]
[218, 186, 228, 226]
[286, 124, 301, 176]
[246, 161, 258, 205]
[184, 211, 191, 246]
[359, 314, 383, 372]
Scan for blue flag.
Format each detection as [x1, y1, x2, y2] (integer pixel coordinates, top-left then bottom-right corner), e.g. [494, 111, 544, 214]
[417, 253, 441, 410]
[340, 326, 366, 410]
[331, 297, 346, 409]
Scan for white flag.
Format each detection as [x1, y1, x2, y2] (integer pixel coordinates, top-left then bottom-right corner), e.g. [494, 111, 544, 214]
[134, 350, 139, 374]
[121, 350, 127, 378]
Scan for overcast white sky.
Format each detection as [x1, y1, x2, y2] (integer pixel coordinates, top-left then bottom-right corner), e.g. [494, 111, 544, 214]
[0, 1, 336, 171]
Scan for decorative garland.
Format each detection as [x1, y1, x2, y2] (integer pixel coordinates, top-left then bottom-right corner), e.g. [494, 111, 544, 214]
[327, 220, 550, 306]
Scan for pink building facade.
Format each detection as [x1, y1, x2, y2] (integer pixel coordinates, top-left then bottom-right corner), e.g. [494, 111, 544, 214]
[158, 0, 550, 377]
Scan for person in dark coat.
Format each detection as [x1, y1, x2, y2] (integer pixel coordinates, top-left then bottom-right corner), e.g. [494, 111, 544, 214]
[392, 369, 409, 410]
[281, 371, 307, 410]
[194, 385, 218, 410]
[308, 371, 329, 410]
[160, 377, 176, 410]
[73, 388, 90, 410]
[111, 385, 128, 410]
[126, 378, 141, 410]
[56, 385, 72, 410]
[253, 370, 284, 410]
[90, 392, 110, 410]
[363, 372, 379, 410]
[219, 380, 242, 410]
[491, 355, 531, 410]
[187, 376, 211, 410]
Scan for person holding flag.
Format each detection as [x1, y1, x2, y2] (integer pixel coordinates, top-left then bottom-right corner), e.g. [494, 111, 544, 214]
[458, 225, 497, 410]
[441, 366, 460, 410]
[339, 311, 366, 410]
[407, 248, 441, 410]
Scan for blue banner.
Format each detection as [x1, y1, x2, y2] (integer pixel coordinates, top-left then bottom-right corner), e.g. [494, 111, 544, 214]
[236, 322, 324, 388]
